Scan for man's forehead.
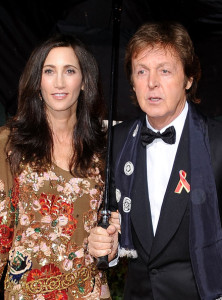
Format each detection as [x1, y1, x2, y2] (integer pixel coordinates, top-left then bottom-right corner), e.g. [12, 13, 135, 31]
[133, 44, 179, 61]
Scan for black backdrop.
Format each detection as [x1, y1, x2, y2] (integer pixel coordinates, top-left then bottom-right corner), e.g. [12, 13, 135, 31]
[1, 0, 222, 121]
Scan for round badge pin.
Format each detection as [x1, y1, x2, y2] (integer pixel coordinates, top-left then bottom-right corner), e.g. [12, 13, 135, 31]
[116, 189, 121, 202]
[123, 197, 131, 213]
[124, 161, 134, 176]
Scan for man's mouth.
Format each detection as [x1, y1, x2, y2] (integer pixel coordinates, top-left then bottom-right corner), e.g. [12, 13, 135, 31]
[148, 97, 161, 102]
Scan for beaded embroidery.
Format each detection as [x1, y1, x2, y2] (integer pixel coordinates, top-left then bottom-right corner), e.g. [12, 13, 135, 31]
[0, 129, 110, 299]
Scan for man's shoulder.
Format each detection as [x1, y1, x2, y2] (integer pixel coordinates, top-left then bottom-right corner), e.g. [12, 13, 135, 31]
[111, 116, 144, 156]
[191, 104, 222, 140]
[207, 117, 222, 134]
[206, 117, 222, 165]
[113, 115, 144, 138]
[113, 119, 138, 132]
[207, 117, 222, 144]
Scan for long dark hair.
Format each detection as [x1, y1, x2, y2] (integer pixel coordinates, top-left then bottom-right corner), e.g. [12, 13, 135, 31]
[7, 34, 106, 177]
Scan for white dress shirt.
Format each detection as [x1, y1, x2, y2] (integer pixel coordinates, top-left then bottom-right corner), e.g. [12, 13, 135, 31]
[146, 102, 188, 235]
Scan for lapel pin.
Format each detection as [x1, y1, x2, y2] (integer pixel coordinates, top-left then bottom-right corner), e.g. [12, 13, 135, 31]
[175, 170, 190, 194]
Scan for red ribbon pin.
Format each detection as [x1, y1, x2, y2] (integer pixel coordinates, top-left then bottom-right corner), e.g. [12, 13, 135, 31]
[174, 170, 190, 194]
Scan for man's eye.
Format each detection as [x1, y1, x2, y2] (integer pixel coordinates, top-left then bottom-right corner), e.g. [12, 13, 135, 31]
[162, 69, 169, 74]
[138, 70, 145, 75]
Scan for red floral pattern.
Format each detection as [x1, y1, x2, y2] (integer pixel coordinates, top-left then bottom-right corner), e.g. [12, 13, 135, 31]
[0, 224, 13, 253]
[27, 264, 68, 299]
[11, 178, 19, 209]
[39, 193, 62, 217]
[0, 136, 108, 299]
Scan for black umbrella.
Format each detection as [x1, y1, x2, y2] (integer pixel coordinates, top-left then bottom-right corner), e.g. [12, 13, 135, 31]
[97, 0, 123, 269]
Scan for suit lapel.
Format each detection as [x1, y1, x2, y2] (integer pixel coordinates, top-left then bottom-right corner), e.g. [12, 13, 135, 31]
[131, 135, 154, 255]
[149, 116, 190, 262]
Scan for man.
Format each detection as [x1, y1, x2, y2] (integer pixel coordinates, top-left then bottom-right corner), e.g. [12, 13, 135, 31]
[88, 21, 222, 299]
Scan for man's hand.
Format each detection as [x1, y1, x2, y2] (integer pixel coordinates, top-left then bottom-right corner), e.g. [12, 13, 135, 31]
[88, 211, 120, 262]
[109, 211, 121, 233]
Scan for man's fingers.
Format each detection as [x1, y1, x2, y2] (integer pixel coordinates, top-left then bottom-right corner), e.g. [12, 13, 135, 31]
[106, 224, 117, 235]
[88, 240, 113, 257]
[109, 211, 121, 232]
[89, 226, 113, 243]
[90, 226, 110, 237]
[88, 237, 114, 250]
[88, 226, 115, 258]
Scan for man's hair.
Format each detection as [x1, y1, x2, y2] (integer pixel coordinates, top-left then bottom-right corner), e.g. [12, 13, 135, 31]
[125, 21, 201, 103]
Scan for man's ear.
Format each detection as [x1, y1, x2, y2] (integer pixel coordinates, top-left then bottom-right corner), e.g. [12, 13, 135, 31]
[186, 77, 193, 90]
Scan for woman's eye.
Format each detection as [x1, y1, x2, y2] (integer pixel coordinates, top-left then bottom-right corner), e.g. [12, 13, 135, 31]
[67, 69, 75, 74]
[44, 69, 53, 74]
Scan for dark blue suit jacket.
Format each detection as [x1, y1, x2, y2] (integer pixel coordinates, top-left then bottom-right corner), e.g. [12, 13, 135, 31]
[110, 105, 222, 300]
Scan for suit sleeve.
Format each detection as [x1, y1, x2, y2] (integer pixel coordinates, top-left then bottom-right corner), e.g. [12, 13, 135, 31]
[0, 127, 14, 279]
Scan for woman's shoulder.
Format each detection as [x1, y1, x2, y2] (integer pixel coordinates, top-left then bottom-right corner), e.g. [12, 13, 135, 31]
[0, 126, 12, 184]
[0, 126, 10, 146]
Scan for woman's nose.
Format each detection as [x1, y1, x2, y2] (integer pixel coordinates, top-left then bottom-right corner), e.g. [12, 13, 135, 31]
[54, 73, 65, 88]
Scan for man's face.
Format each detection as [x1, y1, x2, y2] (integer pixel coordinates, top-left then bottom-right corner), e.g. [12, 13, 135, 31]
[131, 45, 193, 130]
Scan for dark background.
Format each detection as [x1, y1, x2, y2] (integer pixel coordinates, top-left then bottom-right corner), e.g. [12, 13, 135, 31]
[1, 0, 222, 122]
[1, 1, 222, 298]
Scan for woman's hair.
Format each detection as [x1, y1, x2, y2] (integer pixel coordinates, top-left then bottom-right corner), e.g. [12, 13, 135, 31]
[125, 21, 201, 103]
[7, 33, 106, 177]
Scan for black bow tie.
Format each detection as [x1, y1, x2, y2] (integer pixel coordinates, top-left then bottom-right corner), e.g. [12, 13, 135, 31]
[141, 125, 176, 146]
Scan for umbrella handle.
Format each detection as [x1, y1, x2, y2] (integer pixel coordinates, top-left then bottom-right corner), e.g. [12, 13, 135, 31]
[97, 210, 111, 269]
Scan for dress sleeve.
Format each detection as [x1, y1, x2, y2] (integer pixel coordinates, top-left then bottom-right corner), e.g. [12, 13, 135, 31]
[0, 127, 14, 279]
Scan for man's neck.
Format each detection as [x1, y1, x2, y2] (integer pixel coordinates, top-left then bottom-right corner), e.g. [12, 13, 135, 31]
[147, 101, 188, 131]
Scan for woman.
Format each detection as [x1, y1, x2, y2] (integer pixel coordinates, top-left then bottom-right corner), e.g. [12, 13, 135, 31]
[0, 34, 118, 299]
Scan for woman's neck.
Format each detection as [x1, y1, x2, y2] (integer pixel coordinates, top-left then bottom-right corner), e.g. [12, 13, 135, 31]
[48, 114, 76, 171]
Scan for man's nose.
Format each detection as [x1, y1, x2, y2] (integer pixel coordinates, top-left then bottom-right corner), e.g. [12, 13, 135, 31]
[148, 71, 159, 89]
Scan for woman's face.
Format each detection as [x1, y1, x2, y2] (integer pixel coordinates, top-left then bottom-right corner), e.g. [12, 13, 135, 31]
[41, 46, 83, 117]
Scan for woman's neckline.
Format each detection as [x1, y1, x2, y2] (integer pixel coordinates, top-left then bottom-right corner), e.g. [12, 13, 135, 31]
[51, 162, 71, 174]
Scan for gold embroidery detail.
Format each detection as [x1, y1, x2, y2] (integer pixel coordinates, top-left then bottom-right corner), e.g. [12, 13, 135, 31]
[24, 265, 98, 295]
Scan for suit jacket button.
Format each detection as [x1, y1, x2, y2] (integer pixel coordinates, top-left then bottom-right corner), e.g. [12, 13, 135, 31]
[151, 269, 158, 275]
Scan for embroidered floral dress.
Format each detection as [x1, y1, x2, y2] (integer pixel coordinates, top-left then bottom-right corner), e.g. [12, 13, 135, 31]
[0, 127, 111, 300]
